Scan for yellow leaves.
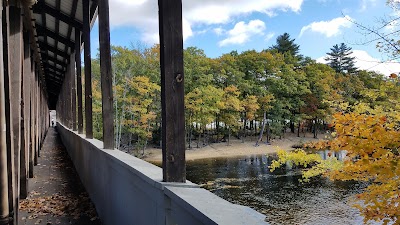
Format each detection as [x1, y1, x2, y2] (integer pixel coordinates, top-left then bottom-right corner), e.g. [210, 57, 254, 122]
[279, 111, 400, 223]
[243, 95, 259, 120]
[269, 149, 323, 172]
[186, 85, 225, 126]
[127, 76, 160, 97]
[258, 94, 274, 112]
[269, 149, 344, 182]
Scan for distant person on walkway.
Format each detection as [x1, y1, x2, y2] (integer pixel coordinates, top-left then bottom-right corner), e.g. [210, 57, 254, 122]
[51, 119, 55, 127]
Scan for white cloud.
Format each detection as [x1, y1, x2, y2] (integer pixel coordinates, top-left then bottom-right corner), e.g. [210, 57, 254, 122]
[109, 0, 304, 44]
[299, 16, 353, 38]
[183, 0, 303, 24]
[218, 20, 266, 47]
[213, 27, 225, 36]
[317, 50, 400, 76]
[265, 32, 275, 42]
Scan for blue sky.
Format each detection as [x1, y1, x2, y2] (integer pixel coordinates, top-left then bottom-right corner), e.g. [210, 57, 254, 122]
[90, 0, 400, 75]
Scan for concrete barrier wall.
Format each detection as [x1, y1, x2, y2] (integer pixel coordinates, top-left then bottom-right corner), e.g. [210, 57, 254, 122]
[57, 123, 268, 225]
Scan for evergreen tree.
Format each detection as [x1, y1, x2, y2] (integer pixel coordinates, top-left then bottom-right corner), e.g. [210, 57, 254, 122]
[325, 43, 357, 74]
[270, 32, 300, 58]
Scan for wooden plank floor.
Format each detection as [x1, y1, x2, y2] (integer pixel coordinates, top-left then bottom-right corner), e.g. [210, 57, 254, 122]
[18, 127, 101, 225]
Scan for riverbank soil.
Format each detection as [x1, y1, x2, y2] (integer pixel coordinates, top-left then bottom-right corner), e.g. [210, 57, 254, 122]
[143, 132, 322, 163]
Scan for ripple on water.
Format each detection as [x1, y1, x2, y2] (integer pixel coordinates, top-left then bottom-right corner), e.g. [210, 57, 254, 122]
[186, 155, 376, 225]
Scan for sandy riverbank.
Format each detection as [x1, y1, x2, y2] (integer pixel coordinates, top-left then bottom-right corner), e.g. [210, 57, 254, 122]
[143, 132, 322, 163]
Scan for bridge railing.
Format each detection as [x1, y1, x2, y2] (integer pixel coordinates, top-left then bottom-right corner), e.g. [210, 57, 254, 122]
[57, 123, 268, 225]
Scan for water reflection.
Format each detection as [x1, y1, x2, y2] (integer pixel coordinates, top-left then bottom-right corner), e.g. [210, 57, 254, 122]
[186, 155, 369, 225]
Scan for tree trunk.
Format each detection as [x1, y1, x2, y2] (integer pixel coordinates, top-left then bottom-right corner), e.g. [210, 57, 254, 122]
[202, 125, 207, 147]
[255, 111, 266, 146]
[197, 125, 200, 148]
[266, 119, 270, 144]
[313, 118, 317, 139]
[227, 127, 231, 146]
[188, 122, 192, 149]
[143, 120, 151, 155]
[242, 119, 246, 143]
[290, 121, 295, 133]
[297, 121, 300, 137]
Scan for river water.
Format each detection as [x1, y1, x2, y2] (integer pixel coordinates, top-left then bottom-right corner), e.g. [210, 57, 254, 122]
[186, 154, 370, 225]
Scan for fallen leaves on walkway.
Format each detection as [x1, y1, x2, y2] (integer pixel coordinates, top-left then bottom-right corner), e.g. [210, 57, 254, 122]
[19, 192, 98, 221]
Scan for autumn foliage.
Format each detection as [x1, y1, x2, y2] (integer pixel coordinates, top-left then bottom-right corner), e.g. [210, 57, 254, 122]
[272, 112, 400, 224]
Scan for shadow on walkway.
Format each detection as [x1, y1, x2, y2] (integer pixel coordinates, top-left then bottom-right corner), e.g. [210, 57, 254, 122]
[18, 127, 101, 225]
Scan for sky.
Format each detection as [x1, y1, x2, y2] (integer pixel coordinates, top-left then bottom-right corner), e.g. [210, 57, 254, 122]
[90, 0, 400, 76]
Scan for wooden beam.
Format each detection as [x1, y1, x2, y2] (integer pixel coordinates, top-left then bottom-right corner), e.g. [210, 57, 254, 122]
[42, 52, 68, 66]
[1, 5, 14, 224]
[35, 24, 75, 48]
[158, 0, 186, 182]
[45, 75, 63, 84]
[83, 0, 93, 138]
[9, 5, 23, 224]
[63, 0, 78, 60]
[44, 72, 64, 82]
[42, 62, 66, 74]
[32, 1, 83, 30]
[45, 71, 63, 79]
[33, 65, 38, 166]
[0, 0, 10, 223]
[29, 61, 35, 178]
[53, 0, 61, 68]
[20, 31, 31, 199]
[39, 43, 69, 59]
[70, 53, 76, 131]
[75, 31, 83, 134]
[98, 0, 114, 149]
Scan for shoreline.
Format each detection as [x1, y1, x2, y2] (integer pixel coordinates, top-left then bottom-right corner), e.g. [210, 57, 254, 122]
[142, 133, 321, 163]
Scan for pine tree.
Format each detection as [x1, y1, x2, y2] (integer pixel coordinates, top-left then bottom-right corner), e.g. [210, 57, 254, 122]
[270, 32, 300, 58]
[325, 43, 357, 74]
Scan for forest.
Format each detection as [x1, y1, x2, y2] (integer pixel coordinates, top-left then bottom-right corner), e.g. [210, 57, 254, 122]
[88, 33, 398, 154]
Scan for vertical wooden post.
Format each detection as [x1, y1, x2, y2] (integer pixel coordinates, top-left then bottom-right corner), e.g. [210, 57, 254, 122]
[98, 0, 114, 149]
[71, 52, 77, 131]
[2, 4, 15, 224]
[29, 60, 34, 178]
[34, 68, 38, 164]
[20, 30, 31, 199]
[9, 5, 22, 223]
[83, 0, 92, 138]
[65, 64, 70, 129]
[0, 0, 10, 223]
[75, 30, 83, 134]
[36, 80, 39, 158]
[158, 0, 186, 182]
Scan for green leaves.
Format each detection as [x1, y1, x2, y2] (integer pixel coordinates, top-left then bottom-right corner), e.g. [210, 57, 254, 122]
[325, 43, 358, 74]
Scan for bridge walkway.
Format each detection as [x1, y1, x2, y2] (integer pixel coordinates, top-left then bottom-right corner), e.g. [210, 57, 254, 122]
[18, 127, 100, 225]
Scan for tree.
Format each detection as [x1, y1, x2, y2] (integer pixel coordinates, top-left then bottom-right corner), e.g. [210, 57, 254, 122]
[271, 111, 400, 224]
[185, 85, 224, 148]
[219, 85, 244, 145]
[125, 76, 160, 155]
[325, 43, 357, 74]
[255, 94, 274, 146]
[270, 32, 300, 59]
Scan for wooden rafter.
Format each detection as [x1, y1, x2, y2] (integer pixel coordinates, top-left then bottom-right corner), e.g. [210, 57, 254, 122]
[33, 1, 83, 30]
[38, 41, 69, 59]
[35, 24, 75, 48]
